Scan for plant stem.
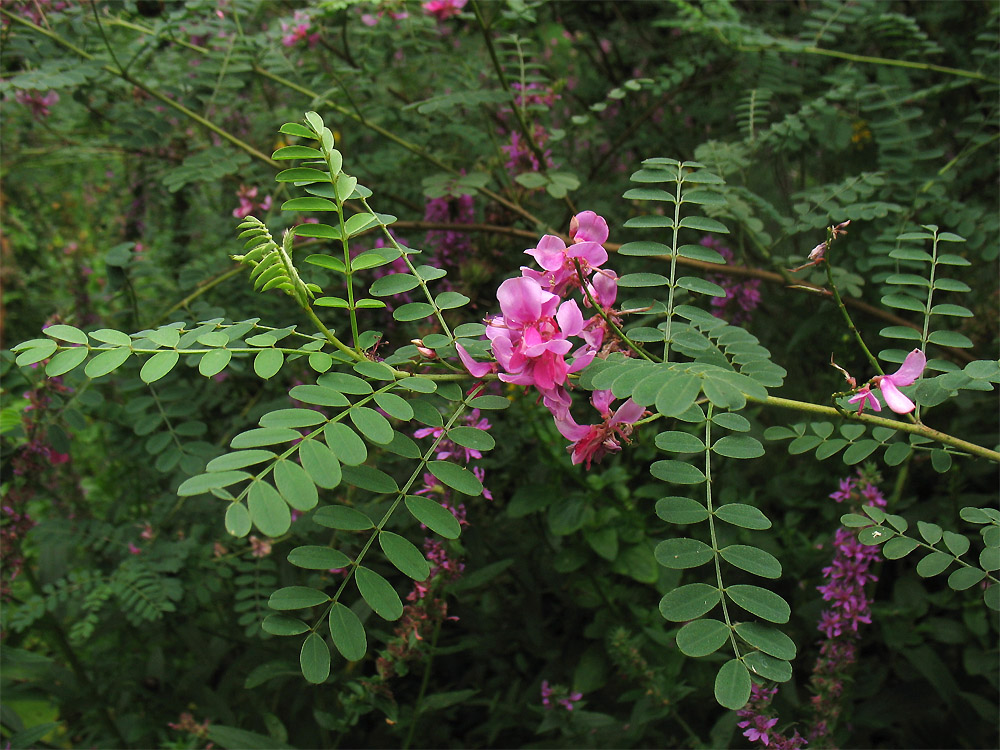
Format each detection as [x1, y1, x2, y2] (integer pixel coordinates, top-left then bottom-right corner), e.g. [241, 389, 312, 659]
[704, 406, 741, 660]
[470, 0, 550, 172]
[1, 10, 279, 167]
[574, 260, 657, 363]
[21, 566, 127, 747]
[303, 306, 364, 361]
[662, 164, 685, 362]
[824, 259, 884, 377]
[403, 618, 443, 750]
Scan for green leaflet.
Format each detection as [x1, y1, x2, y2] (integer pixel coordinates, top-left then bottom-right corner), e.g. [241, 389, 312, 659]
[299, 632, 331, 684]
[379, 532, 430, 580]
[405, 495, 462, 539]
[248, 480, 292, 536]
[328, 603, 366, 661]
[354, 566, 403, 621]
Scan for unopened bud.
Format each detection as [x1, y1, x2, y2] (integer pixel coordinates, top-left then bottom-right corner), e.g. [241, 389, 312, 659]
[411, 339, 436, 359]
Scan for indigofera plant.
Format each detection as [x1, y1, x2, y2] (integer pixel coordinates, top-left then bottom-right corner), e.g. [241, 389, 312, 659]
[9, 110, 999, 721]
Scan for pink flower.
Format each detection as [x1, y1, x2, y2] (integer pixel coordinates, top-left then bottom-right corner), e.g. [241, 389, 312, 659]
[422, 0, 467, 22]
[232, 185, 272, 218]
[847, 349, 926, 415]
[485, 276, 595, 394]
[523, 234, 608, 297]
[455, 342, 497, 378]
[281, 10, 319, 47]
[550, 391, 645, 468]
[846, 384, 879, 415]
[568, 210, 609, 245]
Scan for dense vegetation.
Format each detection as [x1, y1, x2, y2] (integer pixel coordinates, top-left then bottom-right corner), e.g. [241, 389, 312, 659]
[1, 2, 997, 749]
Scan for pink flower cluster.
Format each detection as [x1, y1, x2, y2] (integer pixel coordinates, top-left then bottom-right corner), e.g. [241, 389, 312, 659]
[808, 471, 885, 743]
[280, 10, 319, 48]
[458, 212, 644, 468]
[422, 0, 466, 22]
[736, 684, 806, 749]
[541, 680, 583, 711]
[232, 185, 272, 219]
[14, 89, 59, 119]
[502, 127, 556, 177]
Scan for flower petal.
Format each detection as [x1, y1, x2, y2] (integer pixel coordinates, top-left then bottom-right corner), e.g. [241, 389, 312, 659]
[886, 348, 926, 387]
[879, 379, 916, 414]
[611, 399, 645, 426]
[569, 211, 609, 244]
[556, 299, 584, 336]
[525, 235, 567, 272]
[454, 342, 494, 378]
[497, 277, 548, 325]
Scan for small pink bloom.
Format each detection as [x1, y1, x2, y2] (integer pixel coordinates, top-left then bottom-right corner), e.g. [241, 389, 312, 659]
[422, 0, 467, 22]
[848, 349, 926, 415]
[847, 385, 880, 415]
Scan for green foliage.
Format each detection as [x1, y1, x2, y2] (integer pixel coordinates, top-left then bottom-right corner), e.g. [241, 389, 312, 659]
[843, 504, 1000, 610]
[1, 2, 997, 748]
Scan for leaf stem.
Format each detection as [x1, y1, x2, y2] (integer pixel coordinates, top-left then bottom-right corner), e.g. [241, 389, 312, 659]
[573, 260, 657, 363]
[704, 406, 742, 660]
[759, 394, 1000, 463]
[823, 257, 884, 377]
[403, 618, 442, 750]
